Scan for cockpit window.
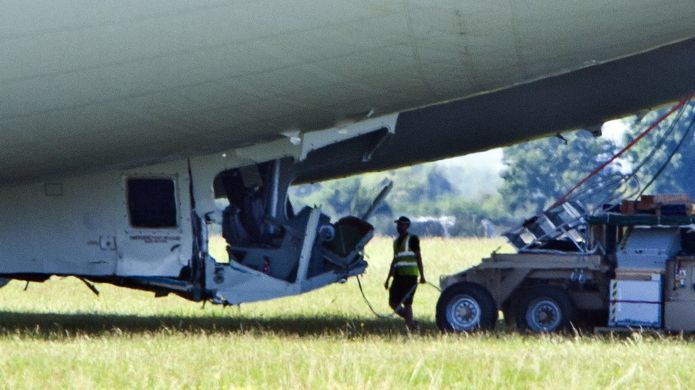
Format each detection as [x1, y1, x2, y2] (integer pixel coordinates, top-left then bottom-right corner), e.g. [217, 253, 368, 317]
[127, 178, 178, 228]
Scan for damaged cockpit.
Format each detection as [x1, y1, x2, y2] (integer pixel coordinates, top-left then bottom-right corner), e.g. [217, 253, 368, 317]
[202, 158, 375, 304]
[0, 115, 396, 306]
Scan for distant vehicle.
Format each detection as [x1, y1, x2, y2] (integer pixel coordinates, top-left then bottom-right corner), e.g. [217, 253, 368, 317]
[436, 195, 695, 333]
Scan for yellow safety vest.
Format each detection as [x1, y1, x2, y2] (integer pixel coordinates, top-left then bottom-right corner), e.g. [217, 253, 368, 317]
[393, 235, 419, 276]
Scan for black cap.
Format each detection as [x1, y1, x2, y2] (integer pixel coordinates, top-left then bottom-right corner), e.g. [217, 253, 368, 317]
[394, 216, 411, 225]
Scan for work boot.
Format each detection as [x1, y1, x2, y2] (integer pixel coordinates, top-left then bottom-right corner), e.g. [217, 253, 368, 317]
[402, 306, 417, 329]
[405, 319, 419, 331]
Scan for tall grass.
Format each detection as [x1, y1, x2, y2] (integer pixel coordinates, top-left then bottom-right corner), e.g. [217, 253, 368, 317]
[0, 237, 693, 388]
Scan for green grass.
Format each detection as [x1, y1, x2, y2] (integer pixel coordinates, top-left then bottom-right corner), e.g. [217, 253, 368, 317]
[1, 237, 694, 388]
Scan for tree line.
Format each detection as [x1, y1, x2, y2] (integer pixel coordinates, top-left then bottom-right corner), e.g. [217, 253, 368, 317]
[291, 103, 695, 236]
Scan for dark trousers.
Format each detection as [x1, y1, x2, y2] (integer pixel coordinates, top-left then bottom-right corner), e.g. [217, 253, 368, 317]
[389, 275, 418, 307]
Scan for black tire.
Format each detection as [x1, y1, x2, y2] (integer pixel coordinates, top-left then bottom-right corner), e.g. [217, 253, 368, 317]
[436, 282, 497, 332]
[515, 286, 576, 333]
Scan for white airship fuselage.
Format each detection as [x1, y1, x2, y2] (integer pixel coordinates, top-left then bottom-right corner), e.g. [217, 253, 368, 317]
[2, 0, 694, 182]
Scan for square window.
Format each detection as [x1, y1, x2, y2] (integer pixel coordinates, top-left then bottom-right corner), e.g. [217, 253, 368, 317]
[127, 178, 178, 228]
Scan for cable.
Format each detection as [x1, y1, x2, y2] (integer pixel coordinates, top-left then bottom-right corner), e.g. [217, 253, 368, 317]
[570, 102, 689, 207]
[569, 171, 626, 204]
[582, 104, 693, 207]
[598, 174, 643, 208]
[628, 105, 688, 178]
[596, 103, 690, 205]
[638, 113, 695, 196]
[355, 275, 440, 319]
[355, 275, 414, 319]
[547, 94, 694, 211]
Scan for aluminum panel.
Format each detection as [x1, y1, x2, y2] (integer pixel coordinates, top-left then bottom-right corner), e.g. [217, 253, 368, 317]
[609, 279, 663, 327]
[665, 301, 695, 331]
[617, 228, 681, 270]
[610, 279, 662, 302]
[609, 302, 662, 327]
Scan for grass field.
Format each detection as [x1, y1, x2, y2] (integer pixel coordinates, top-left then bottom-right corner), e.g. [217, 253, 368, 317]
[1, 237, 695, 388]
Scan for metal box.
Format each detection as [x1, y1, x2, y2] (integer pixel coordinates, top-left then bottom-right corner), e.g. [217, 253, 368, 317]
[609, 279, 663, 328]
[665, 259, 695, 301]
[616, 228, 681, 271]
[664, 259, 695, 331]
[665, 302, 695, 331]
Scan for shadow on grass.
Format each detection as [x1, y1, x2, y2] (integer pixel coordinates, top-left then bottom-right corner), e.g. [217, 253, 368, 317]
[2, 312, 687, 341]
[0, 311, 439, 338]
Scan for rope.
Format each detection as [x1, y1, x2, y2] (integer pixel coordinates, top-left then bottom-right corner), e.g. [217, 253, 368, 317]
[547, 93, 694, 210]
[579, 103, 689, 209]
[355, 275, 439, 319]
[576, 101, 693, 207]
[637, 113, 695, 196]
[356, 275, 409, 319]
[604, 103, 689, 203]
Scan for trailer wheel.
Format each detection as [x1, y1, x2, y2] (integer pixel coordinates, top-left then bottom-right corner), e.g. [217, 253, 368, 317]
[515, 287, 575, 333]
[436, 282, 497, 332]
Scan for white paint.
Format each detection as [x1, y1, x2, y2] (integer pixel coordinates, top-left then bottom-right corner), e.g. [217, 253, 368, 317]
[295, 208, 321, 283]
[0, 127, 376, 305]
[300, 114, 398, 160]
[0, 160, 193, 277]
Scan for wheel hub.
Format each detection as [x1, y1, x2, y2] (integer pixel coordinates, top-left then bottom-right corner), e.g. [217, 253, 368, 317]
[447, 295, 481, 331]
[526, 298, 562, 332]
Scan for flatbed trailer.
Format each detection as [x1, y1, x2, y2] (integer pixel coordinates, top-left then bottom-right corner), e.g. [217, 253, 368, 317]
[436, 203, 695, 333]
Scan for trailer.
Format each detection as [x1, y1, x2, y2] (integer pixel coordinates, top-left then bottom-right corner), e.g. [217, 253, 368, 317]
[436, 197, 695, 333]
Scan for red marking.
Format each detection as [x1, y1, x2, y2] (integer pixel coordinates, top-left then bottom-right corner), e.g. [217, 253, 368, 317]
[549, 93, 694, 210]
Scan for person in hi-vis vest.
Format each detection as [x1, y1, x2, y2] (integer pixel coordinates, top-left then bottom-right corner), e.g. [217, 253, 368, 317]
[384, 216, 426, 327]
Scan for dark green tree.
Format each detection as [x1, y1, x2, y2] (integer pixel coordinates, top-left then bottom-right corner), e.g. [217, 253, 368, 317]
[499, 131, 619, 215]
[623, 102, 695, 197]
[290, 163, 494, 235]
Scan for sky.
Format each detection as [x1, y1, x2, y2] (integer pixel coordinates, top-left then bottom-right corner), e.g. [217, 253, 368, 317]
[434, 118, 631, 197]
[601, 118, 630, 145]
